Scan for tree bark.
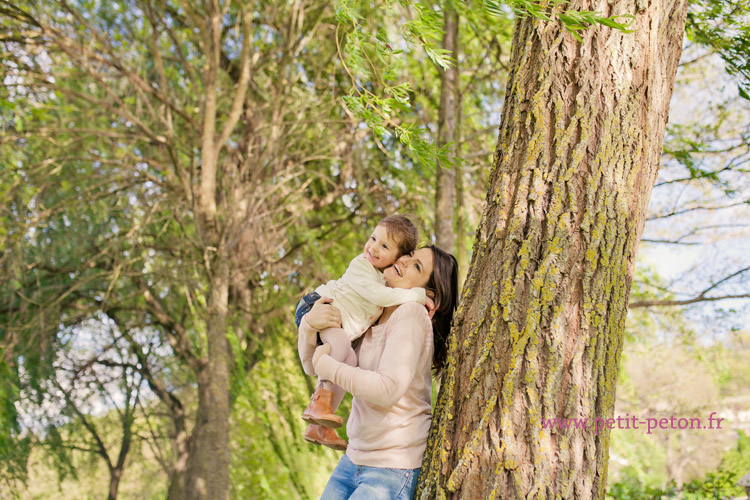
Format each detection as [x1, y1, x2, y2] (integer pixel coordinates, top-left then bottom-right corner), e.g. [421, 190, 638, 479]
[435, 4, 459, 252]
[185, 257, 232, 500]
[166, 406, 189, 500]
[108, 467, 122, 500]
[455, 94, 467, 287]
[418, 1, 688, 498]
[108, 409, 131, 500]
[183, 3, 232, 498]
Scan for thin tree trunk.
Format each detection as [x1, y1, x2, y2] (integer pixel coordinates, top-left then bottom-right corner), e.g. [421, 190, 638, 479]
[166, 408, 189, 500]
[108, 410, 131, 500]
[419, 1, 688, 498]
[455, 88, 467, 287]
[184, 3, 232, 498]
[185, 257, 232, 500]
[108, 468, 122, 500]
[435, 4, 459, 252]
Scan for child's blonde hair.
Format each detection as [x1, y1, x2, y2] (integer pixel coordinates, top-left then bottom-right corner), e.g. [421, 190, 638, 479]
[377, 215, 418, 257]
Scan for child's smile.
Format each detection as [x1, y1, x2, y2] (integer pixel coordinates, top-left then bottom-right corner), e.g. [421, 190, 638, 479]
[364, 224, 400, 270]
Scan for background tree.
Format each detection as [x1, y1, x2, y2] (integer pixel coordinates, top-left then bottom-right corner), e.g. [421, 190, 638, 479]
[0, 0, 422, 497]
[434, 1, 459, 253]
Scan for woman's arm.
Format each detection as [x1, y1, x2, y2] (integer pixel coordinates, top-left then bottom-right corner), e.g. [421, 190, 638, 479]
[313, 303, 429, 407]
[297, 297, 341, 376]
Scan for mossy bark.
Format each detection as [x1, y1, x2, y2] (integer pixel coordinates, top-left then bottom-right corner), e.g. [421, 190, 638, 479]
[418, 1, 688, 498]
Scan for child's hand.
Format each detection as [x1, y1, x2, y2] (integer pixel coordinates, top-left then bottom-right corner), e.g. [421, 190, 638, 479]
[425, 296, 436, 320]
[313, 343, 332, 369]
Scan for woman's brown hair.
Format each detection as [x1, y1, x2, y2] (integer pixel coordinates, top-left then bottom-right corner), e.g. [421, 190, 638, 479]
[424, 245, 458, 374]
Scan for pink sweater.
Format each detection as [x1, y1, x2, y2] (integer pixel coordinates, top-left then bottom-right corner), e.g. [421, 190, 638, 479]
[298, 301, 434, 469]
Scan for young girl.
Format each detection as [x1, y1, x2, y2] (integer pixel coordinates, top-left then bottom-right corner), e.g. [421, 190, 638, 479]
[294, 215, 426, 450]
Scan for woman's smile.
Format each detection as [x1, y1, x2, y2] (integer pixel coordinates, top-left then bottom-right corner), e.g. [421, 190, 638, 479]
[394, 262, 403, 277]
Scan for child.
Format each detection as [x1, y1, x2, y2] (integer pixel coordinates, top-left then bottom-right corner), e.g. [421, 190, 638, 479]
[295, 215, 426, 450]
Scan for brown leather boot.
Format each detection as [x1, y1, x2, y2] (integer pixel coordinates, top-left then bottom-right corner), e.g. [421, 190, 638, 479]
[301, 388, 343, 428]
[304, 424, 347, 451]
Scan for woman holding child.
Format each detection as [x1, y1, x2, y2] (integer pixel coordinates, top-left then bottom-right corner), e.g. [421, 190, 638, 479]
[296, 215, 459, 500]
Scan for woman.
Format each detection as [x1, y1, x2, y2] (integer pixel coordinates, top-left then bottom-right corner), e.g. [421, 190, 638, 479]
[298, 245, 459, 499]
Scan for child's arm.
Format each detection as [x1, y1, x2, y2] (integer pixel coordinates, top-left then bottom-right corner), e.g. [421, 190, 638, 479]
[343, 256, 426, 307]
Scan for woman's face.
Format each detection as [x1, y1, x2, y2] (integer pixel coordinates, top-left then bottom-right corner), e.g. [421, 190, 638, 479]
[383, 247, 433, 289]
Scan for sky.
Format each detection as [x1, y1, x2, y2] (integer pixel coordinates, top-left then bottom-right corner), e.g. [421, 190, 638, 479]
[638, 43, 750, 343]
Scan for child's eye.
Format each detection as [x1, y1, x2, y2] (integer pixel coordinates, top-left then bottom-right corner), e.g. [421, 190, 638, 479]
[382, 244, 388, 249]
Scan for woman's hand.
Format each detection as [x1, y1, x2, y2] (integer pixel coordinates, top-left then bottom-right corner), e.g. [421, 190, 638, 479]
[304, 296, 342, 331]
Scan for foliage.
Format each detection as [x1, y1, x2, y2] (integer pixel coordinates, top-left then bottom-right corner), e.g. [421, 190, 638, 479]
[719, 430, 750, 477]
[607, 470, 744, 500]
[486, 0, 635, 42]
[230, 327, 348, 500]
[333, 0, 450, 173]
[20, 411, 167, 500]
[687, 0, 750, 100]
[333, 0, 634, 176]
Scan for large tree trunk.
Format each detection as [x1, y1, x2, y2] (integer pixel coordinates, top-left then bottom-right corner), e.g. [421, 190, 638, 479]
[418, 1, 688, 498]
[435, 4, 459, 252]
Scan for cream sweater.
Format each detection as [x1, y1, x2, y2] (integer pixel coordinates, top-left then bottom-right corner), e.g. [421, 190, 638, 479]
[314, 254, 426, 340]
[298, 302, 433, 469]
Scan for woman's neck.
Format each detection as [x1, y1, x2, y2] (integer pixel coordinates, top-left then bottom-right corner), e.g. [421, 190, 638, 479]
[376, 305, 398, 325]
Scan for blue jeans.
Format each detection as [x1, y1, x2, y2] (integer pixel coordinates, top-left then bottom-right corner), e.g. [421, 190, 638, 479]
[320, 454, 420, 500]
[295, 292, 321, 328]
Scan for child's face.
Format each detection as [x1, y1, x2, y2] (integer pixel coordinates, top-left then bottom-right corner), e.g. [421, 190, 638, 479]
[364, 225, 401, 270]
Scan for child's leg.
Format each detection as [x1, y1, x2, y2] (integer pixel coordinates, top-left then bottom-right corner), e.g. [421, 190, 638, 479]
[318, 327, 352, 363]
[303, 327, 356, 429]
[318, 327, 356, 398]
[326, 348, 357, 412]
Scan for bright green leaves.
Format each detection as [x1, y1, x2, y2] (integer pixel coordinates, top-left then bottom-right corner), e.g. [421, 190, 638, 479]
[0, 360, 29, 485]
[556, 11, 635, 41]
[333, 0, 635, 175]
[484, 0, 635, 42]
[687, 0, 750, 101]
[334, 0, 449, 172]
[402, 3, 454, 70]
